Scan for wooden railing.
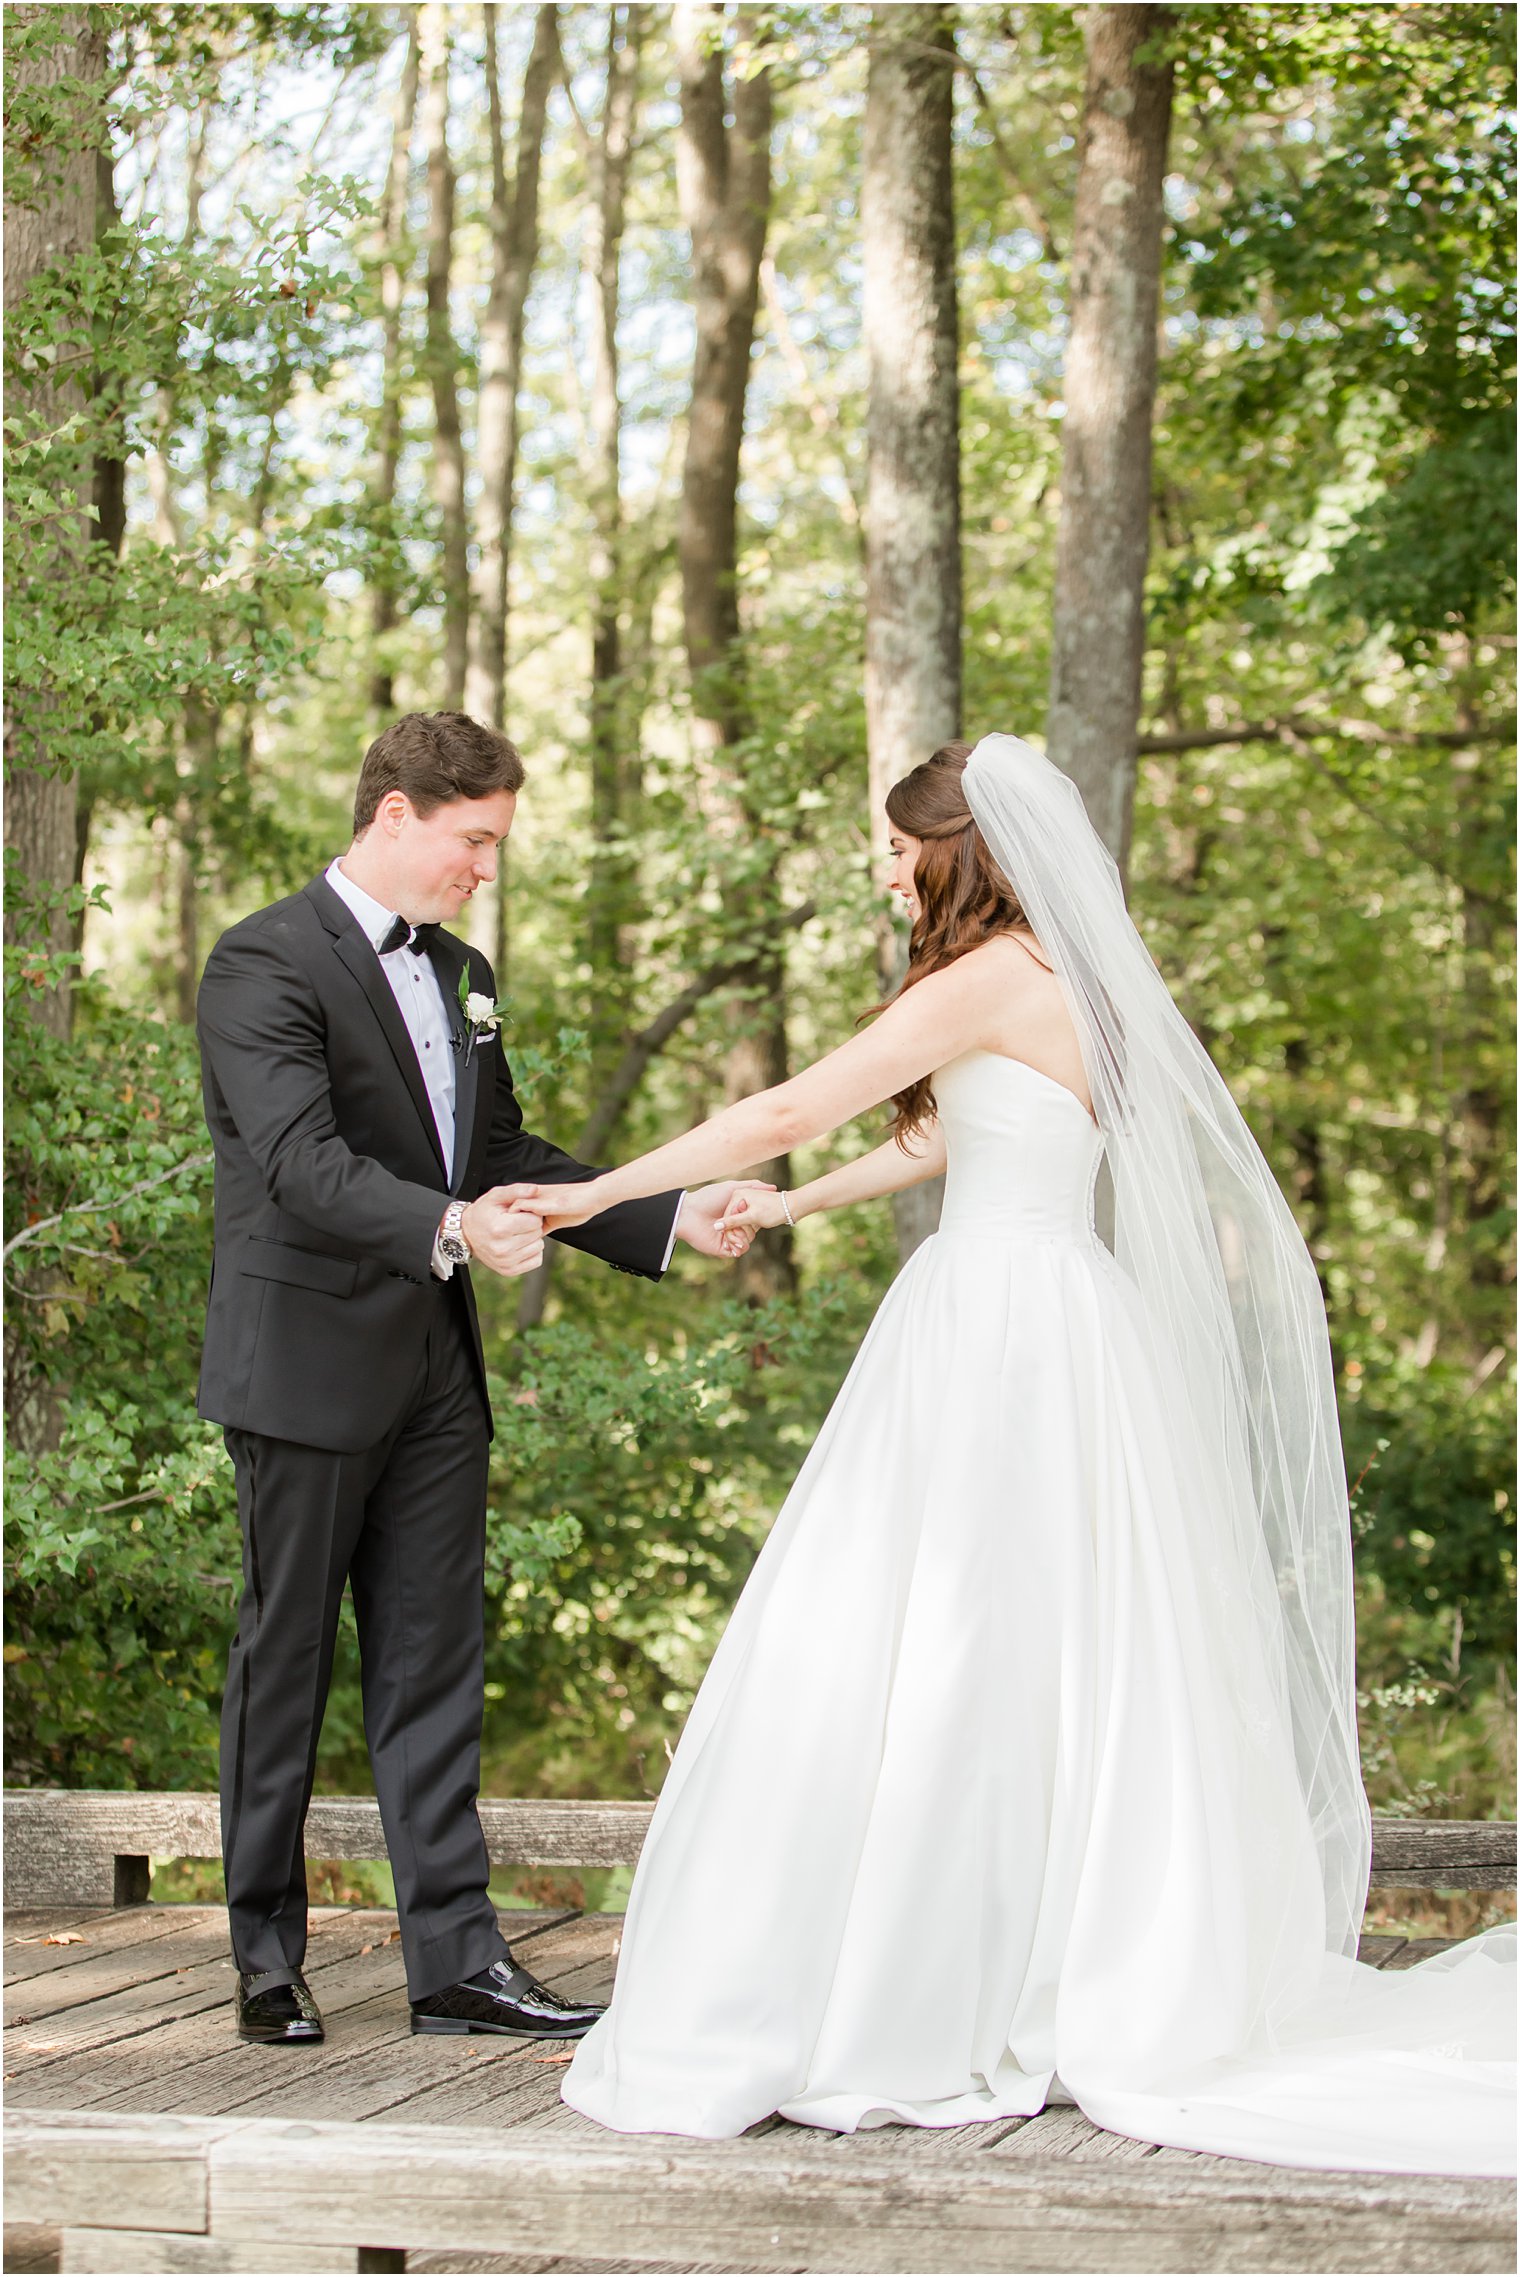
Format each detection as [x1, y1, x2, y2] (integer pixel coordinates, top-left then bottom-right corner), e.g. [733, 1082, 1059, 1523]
[3, 1788, 1515, 1909]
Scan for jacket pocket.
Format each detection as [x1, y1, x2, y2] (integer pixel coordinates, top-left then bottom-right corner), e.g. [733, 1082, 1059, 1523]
[239, 1236, 359, 1298]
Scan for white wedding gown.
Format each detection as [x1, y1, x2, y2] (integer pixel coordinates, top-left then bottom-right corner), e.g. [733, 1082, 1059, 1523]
[562, 1050, 1515, 2174]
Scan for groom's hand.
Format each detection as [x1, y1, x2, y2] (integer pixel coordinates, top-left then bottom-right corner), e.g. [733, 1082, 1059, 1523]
[461, 1186, 546, 1278]
[677, 1182, 774, 1260]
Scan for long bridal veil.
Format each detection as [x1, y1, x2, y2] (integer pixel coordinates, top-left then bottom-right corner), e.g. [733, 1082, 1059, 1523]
[962, 733, 1514, 2173]
[966, 734, 1367, 1960]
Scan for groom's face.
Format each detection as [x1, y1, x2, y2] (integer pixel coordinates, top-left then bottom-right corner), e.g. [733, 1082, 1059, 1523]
[383, 789, 517, 923]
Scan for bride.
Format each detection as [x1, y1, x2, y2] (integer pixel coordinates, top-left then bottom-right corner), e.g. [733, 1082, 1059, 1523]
[529, 733, 1514, 2175]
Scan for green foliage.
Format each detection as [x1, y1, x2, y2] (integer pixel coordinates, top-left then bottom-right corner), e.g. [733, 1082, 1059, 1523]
[477, 1280, 860, 1781]
[1346, 1369, 1516, 1666]
[1176, 2, 1516, 654]
[4, 932, 235, 1787]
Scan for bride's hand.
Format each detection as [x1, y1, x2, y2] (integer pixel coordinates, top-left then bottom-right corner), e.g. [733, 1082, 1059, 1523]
[717, 1183, 793, 1239]
[527, 1179, 611, 1231]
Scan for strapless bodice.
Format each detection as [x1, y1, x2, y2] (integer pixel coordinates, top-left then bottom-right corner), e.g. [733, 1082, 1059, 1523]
[933, 1048, 1104, 1245]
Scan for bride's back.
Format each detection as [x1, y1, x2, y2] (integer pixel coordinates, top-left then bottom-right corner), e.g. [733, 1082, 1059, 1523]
[934, 1047, 1103, 1247]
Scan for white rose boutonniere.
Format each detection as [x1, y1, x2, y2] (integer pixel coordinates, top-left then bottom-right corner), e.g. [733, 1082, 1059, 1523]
[457, 970, 510, 1065]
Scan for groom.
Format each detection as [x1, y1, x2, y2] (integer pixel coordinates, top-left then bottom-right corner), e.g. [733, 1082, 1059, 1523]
[196, 711, 748, 2048]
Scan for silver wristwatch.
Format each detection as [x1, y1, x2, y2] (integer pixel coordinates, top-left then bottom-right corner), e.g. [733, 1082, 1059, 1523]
[437, 1200, 472, 1270]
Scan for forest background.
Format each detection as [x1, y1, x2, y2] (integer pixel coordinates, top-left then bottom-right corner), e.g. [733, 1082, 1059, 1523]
[5, 1, 1514, 1924]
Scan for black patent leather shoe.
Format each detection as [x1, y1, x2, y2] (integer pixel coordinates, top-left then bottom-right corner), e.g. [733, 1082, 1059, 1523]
[410, 1955, 605, 2040]
[235, 1967, 324, 2044]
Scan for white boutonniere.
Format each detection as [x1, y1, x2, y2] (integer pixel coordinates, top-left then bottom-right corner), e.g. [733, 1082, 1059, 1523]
[458, 969, 509, 1065]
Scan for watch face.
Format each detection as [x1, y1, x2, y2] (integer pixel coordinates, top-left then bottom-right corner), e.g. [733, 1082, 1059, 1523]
[440, 1235, 470, 1264]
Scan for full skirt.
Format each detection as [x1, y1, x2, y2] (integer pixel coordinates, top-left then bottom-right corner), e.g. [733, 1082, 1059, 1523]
[562, 1227, 1515, 2174]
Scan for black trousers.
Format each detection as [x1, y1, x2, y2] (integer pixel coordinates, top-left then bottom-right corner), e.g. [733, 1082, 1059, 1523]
[219, 1284, 509, 2001]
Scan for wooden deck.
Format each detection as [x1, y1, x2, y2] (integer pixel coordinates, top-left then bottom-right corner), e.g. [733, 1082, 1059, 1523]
[5, 1898, 1515, 2275]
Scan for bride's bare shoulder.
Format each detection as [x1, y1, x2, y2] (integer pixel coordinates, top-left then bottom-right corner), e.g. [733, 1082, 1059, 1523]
[944, 931, 1056, 990]
[886, 936, 1053, 1034]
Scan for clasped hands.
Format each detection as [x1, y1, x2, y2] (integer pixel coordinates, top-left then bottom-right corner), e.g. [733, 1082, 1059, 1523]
[459, 1178, 787, 1276]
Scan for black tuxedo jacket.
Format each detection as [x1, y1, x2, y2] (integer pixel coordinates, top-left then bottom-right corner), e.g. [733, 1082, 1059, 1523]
[195, 873, 680, 1453]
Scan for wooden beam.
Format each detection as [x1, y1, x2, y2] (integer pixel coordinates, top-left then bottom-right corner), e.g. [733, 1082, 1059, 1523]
[3, 2111, 228, 2235]
[1368, 1819, 1518, 1891]
[5, 1790, 1514, 1909]
[5, 2105, 1514, 2274]
[1, 1791, 660, 1906]
[205, 2115, 1517, 2271]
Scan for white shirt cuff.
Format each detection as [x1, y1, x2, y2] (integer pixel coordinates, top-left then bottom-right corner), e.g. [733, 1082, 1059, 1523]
[660, 1194, 686, 1273]
[431, 1229, 454, 1281]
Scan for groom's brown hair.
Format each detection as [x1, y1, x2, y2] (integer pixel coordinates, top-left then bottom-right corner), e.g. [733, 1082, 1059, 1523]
[354, 712, 525, 832]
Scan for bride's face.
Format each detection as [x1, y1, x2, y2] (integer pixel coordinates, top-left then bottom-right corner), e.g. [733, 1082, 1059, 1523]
[886, 829, 923, 922]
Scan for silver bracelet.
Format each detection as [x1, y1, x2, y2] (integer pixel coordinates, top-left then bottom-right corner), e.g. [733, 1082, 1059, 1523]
[780, 1191, 796, 1228]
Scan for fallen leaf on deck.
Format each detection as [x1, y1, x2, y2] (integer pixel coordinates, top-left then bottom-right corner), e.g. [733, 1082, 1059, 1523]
[528, 2050, 575, 2064]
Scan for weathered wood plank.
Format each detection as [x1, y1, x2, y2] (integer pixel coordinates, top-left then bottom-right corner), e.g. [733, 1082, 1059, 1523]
[4, 1911, 398, 2092]
[1381, 1938, 1467, 1972]
[206, 1996, 553, 2126]
[992, 2109, 1156, 2162]
[3, 2111, 228, 2235]
[10, 2107, 1515, 2276]
[314, 1797, 654, 1871]
[7, 1907, 198, 1989]
[1357, 1934, 1409, 1968]
[370, 2036, 588, 2132]
[273, 1916, 623, 2132]
[2, 1792, 660, 1906]
[8, 1913, 240, 2025]
[17, 1925, 415, 2113]
[36, 1912, 566, 2121]
[59, 2226, 366, 2273]
[9, 1792, 1512, 1908]
[204, 2117, 1519, 2274]
[1, 2221, 62, 2274]
[1368, 1822, 1516, 1892]
[814, 2113, 1041, 2168]
[1146, 2145, 1260, 2173]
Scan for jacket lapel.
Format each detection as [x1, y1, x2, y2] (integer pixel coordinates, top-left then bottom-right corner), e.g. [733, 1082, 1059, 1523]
[423, 929, 481, 1195]
[304, 876, 449, 1180]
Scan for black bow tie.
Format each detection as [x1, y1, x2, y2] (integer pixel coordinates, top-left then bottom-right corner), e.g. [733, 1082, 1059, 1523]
[379, 917, 440, 956]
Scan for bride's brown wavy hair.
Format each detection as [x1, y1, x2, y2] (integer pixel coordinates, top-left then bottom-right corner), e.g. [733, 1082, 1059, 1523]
[873, 740, 1031, 1146]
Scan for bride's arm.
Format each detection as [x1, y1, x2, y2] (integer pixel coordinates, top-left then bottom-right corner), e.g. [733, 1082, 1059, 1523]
[724, 1126, 945, 1235]
[528, 958, 983, 1225]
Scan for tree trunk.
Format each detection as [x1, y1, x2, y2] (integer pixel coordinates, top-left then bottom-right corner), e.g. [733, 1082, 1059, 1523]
[370, 8, 422, 717]
[3, 7, 105, 1042]
[1046, 3, 1174, 872]
[862, 1, 961, 1263]
[465, 1, 559, 730]
[421, 2, 469, 708]
[75, 147, 130, 963]
[587, 5, 646, 1080]
[1450, 685, 1509, 1309]
[4, 8, 107, 1459]
[675, 2, 787, 1299]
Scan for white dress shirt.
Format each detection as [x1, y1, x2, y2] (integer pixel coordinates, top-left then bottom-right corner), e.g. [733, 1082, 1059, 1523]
[326, 861, 456, 1170]
[325, 860, 685, 1276]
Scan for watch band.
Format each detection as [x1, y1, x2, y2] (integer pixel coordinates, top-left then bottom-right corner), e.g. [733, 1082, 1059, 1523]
[438, 1199, 472, 1266]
